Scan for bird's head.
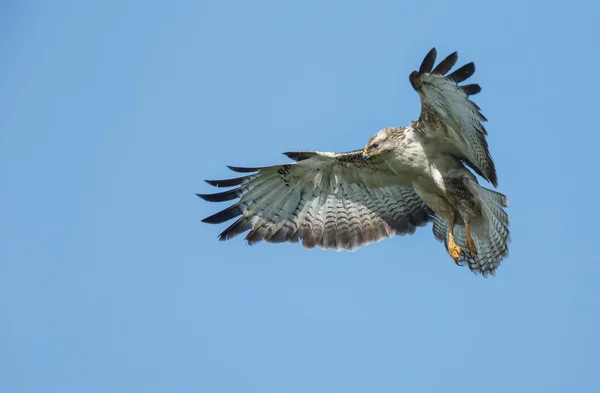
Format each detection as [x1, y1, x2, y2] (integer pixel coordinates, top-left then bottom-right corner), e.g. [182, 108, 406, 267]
[362, 128, 399, 160]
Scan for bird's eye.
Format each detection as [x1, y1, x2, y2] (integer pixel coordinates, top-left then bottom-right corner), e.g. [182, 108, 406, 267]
[370, 143, 379, 149]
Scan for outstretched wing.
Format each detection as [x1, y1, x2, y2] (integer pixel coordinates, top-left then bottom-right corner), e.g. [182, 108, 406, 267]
[198, 150, 431, 251]
[410, 48, 497, 187]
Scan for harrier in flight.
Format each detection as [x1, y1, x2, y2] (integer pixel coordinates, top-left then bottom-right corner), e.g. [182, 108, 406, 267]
[198, 48, 510, 276]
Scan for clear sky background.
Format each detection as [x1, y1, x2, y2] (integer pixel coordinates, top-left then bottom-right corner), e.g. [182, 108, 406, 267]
[2, 1, 599, 392]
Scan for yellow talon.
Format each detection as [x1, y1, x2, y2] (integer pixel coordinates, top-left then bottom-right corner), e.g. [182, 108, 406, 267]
[447, 230, 463, 264]
[465, 221, 477, 257]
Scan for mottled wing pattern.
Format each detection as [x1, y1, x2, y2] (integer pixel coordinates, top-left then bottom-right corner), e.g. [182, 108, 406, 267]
[198, 151, 432, 251]
[410, 48, 498, 187]
[432, 186, 510, 276]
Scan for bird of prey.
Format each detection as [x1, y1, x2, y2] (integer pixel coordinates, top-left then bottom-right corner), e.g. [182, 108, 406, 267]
[198, 48, 509, 276]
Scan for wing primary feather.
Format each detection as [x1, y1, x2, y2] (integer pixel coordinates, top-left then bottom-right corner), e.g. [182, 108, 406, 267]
[282, 151, 316, 161]
[205, 175, 251, 188]
[432, 51, 458, 75]
[196, 189, 241, 202]
[266, 184, 305, 244]
[202, 204, 243, 224]
[462, 156, 497, 187]
[447, 62, 475, 83]
[489, 172, 498, 188]
[218, 217, 252, 241]
[226, 165, 263, 173]
[460, 84, 481, 95]
[419, 48, 437, 74]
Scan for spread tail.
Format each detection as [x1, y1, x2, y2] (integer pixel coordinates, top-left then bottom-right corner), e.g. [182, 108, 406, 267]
[433, 184, 510, 276]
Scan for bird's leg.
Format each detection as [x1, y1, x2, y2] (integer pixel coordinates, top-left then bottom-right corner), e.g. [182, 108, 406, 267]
[446, 212, 463, 264]
[465, 221, 477, 257]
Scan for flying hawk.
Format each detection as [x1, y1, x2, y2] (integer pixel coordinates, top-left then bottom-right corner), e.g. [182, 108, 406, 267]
[198, 48, 510, 276]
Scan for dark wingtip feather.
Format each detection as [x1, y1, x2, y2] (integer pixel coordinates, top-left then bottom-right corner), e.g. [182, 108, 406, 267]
[282, 151, 316, 162]
[489, 173, 498, 188]
[432, 51, 458, 75]
[409, 71, 420, 91]
[227, 165, 262, 173]
[196, 189, 241, 202]
[202, 204, 243, 224]
[483, 152, 498, 187]
[447, 62, 475, 83]
[419, 48, 437, 74]
[460, 84, 481, 95]
[218, 217, 252, 241]
[204, 175, 251, 188]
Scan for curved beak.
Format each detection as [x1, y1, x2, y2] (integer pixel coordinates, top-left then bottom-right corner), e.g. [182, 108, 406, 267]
[362, 148, 378, 160]
[362, 149, 369, 161]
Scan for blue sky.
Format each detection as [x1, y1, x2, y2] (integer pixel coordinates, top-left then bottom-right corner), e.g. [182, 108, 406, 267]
[2, 0, 599, 392]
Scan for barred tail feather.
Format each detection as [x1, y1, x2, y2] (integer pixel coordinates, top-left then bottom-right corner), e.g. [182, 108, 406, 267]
[468, 184, 510, 276]
[432, 184, 510, 277]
